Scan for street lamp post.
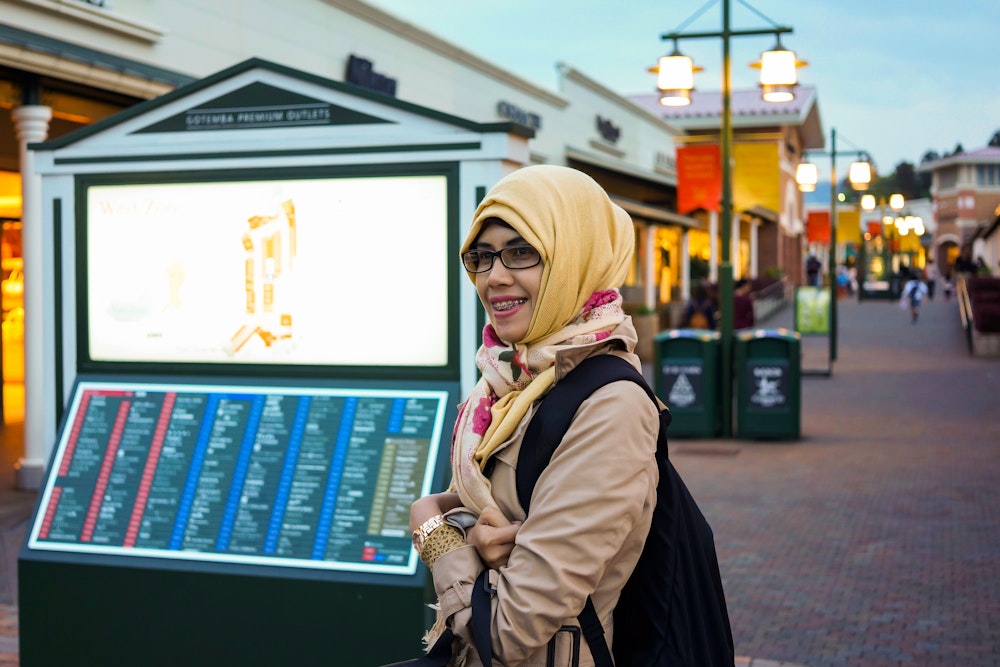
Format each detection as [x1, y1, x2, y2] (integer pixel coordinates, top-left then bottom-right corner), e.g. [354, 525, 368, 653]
[655, 0, 804, 437]
[797, 129, 872, 362]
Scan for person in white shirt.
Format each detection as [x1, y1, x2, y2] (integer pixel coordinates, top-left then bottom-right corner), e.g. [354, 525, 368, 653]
[902, 270, 930, 323]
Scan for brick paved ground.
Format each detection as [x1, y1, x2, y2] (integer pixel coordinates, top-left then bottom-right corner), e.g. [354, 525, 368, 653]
[0, 292, 996, 666]
[669, 295, 1000, 666]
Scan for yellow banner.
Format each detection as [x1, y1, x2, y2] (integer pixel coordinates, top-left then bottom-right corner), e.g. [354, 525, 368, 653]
[837, 208, 861, 245]
[733, 142, 779, 212]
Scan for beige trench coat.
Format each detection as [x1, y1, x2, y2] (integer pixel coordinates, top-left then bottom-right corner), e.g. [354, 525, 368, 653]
[431, 336, 660, 667]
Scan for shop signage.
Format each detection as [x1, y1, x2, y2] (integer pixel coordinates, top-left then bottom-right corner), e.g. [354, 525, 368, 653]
[596, 116, 621, 144]
[346, 55, 397, 97]
[135, 82, 389, 133]
[656, 151, 676, 172]
[496, 101, 541, 130]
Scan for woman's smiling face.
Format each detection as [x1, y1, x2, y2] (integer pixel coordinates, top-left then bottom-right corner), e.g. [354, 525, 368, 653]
[470, 222, 544, 344]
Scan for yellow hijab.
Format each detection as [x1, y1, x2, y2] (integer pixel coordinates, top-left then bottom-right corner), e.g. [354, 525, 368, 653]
[453, 165, 635, 514]
[463, 165, 634, 343]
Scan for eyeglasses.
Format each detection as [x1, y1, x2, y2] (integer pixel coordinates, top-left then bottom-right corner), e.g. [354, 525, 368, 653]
[461, 245, 542, 273]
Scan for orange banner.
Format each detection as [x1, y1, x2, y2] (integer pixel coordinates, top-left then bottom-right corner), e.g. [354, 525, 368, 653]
[806, 211, 830, 244]
[733, 142, 780, 212]
[676, 144, 721, 215]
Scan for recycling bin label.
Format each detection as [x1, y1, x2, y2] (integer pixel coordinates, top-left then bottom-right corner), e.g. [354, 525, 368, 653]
[746, 360, 789, 410]
[661, 360, 703, 409]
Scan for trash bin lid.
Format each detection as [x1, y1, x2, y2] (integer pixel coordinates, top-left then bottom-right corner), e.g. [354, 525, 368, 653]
[736, 327, 802, 341]
[656, 328, 721, 342]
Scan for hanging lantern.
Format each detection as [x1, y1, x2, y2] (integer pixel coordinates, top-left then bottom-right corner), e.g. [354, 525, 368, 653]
[751, 36, 807, 103]
[848, 161, 872, 190]
[652, 41, 701, 107]
[795, 162, 819, 192]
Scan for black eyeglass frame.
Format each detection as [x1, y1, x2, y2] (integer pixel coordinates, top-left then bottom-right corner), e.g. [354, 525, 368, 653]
[461, 245, 542, 274]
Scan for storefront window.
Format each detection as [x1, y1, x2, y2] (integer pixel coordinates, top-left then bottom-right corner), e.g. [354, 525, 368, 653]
[623, 223, 686, 306]
[654, 226, 681, 302]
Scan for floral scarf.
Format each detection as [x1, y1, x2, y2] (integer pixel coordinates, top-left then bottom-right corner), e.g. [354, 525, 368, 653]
[452, 289, 627, 514]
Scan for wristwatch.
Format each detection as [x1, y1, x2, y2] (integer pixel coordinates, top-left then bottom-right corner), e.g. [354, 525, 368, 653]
[412, 514, 445, 554]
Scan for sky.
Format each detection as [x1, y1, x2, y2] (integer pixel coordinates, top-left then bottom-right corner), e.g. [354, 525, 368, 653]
[366, 0, 1000, 180]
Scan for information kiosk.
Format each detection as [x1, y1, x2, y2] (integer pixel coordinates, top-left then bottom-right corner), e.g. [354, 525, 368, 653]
[20, 58, 532, 666]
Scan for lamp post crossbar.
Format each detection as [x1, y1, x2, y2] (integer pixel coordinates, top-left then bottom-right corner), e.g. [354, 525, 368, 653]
[661, 26, 792, 41]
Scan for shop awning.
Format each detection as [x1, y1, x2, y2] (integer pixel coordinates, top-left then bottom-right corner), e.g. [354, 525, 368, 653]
[743, 205, 779, 223]
[611, 196, 701, 229]
[566, 147, 676, 188]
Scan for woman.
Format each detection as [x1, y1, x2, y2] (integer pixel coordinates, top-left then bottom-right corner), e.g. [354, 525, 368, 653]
[733, 278, 755, 330]
[409, 165, 659, 666]
[683, 283, 717, 330]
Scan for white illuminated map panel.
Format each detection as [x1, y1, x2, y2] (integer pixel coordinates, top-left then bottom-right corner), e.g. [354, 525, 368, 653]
[85, 174, 449, 367]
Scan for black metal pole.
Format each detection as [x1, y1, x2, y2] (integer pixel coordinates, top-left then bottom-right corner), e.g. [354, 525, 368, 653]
[719, 0, 735, 437]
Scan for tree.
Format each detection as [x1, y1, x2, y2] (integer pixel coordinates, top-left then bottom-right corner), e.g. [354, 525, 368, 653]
[921, 150, 940, 164]
[989, 130, 1000, 147]
[863, 161, 930, 203]
[893, 162, 929, 200]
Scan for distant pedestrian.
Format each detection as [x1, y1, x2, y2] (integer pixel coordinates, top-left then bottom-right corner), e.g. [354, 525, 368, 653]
[924, 259, 939, 300]
[805, 254, 822, 287]
[901, 271, 929, 323]
[954, 247, 976, 276]
[683, 283, 717, 329]
[733, 278, 755, 330]
[943, 271, 955, 300]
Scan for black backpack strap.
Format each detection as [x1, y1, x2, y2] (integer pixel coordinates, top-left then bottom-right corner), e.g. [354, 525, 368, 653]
[471, 570, 493, 664]
[515, 354, 661, 667]
[516, 354, 653, 513]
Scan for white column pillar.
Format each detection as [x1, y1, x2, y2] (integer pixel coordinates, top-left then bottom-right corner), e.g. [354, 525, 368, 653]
[12, 104, 52, 491]
[750, 218, 759, 278]
[644, 224, 656, 309]
[709, 210, 718, 283]
[731, 212, 741, 279]
[681, 230, 691, 300]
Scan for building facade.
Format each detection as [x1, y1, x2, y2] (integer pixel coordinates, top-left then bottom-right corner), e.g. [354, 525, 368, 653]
[919, 146, 1000, 274]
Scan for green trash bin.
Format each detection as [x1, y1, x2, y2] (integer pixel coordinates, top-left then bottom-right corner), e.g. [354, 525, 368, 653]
[654, 329, 720, 437]
[734, 328, 801, 440]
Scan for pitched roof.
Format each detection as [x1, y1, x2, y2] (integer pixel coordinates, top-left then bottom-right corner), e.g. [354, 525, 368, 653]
[918, 146, 1000, 171]
[629, 85, 823, 149]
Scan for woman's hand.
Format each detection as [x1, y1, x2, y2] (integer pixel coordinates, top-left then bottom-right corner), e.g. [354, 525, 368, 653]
[467, 506, 522, 570]
[410, 492, 463, 532]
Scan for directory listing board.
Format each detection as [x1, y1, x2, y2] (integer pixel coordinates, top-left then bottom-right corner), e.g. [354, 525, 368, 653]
[27, 381, 451, 576]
